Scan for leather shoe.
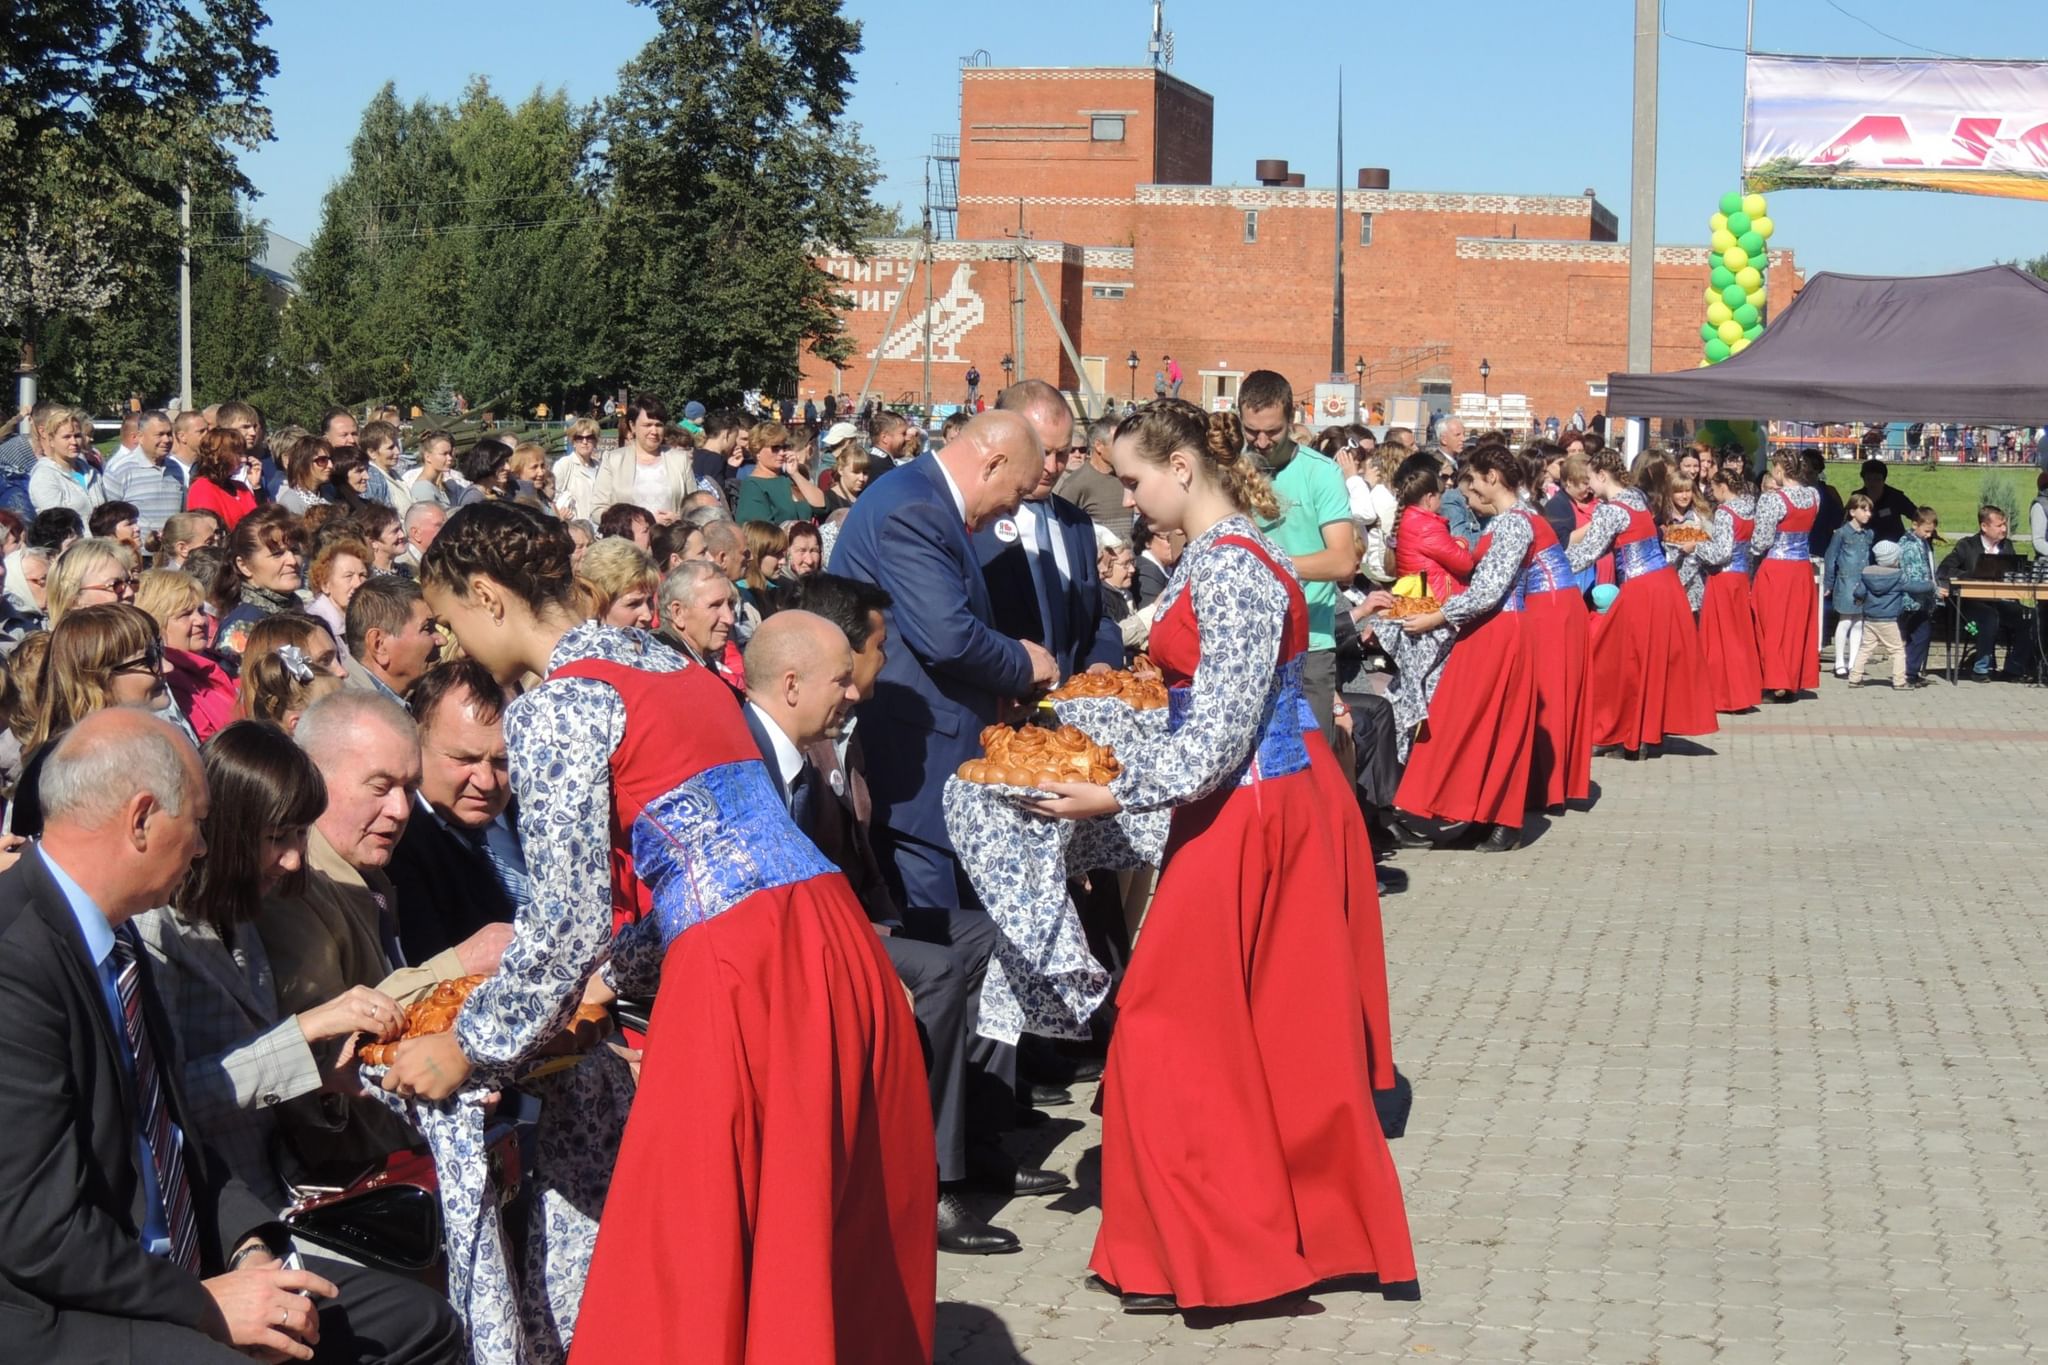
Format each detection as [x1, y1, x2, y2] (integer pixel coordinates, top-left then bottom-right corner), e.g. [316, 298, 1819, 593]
[937, 1192, 1020, 1255]
[1027, 1083, 1073, 1108]
[965, 1147, 1071, 1196]
[1381, 815, 1435, 849]
[1062, 1056, 1104, 1084]
[1476, 823, 1521, 853]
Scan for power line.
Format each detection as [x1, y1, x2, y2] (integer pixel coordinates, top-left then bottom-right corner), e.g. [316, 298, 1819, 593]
[1660, 0, 1748, 54]
[1817, 0, 1963, 58]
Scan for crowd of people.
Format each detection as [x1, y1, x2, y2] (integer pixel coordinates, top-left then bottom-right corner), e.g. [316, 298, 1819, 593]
[0, 369, 2033, 1363]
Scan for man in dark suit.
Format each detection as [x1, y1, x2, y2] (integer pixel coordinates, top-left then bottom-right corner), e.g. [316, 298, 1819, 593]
[1132, 518, 1181, 609]
[385, 661, 522, 963]
[972, 388, 1122, 681]
[1937, 504, 2036, 679]
[0, 709, 460, 1363]
[830, 409, 1057, 909]
[739, 608, 1063, 1253]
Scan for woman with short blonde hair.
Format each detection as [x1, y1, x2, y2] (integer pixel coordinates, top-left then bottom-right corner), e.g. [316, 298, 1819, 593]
[28, 405, 106, 519]
[44, 537, 135, 627]
[136, 568, 236, 741]
[579, 536, 660, 629]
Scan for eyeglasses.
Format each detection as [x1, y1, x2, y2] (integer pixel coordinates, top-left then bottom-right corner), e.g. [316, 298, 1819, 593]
[84, 576, 136, 597]
[111, 642, 164, 676]
[313, 455, 333, 467]
[572, 434, 597, 443]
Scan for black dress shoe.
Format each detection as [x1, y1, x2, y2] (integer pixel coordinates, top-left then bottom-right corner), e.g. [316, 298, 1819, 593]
[937, 1192, 1020, 1255]
[1062, 1056, 1104, 1084]
[1475, 823, 1521, 853]
[1027, 1083, 1073, 1108]
[1381, 815, 1435, 849]
[1083, 1274, 1177, 1314]
[964, 1146, 1071, 1196]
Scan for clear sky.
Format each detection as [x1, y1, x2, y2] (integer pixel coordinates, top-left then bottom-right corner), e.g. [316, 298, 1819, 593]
[240, 0, 2048, 276]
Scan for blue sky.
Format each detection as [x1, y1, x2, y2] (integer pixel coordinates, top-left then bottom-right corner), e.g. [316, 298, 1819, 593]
[240, 0, 2048, 275]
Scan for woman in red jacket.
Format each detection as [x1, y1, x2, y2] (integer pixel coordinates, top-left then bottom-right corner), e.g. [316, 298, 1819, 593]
[1392, 465, 1473, 600]
[182, 427, 260, 530]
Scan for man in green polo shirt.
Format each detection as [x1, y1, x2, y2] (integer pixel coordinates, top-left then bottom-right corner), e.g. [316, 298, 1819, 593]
[1237, 370, 1360, 747]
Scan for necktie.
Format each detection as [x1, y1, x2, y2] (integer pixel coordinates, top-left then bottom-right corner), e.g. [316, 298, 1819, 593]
[1027, 509, 1068, 664]
[464, 823, 531, 911]
[368, 888, 407, 969]
[788, 761, 818, 838]
[111, 928, 201, 1274]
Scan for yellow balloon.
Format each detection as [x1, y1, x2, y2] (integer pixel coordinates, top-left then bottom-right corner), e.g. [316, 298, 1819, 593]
[1742, 193, 1767, 218]
[1746, 289, 1767, 309]
[1705, 286, 1722, 307]
[1735, 266, 1763, 291]
[1723, 246, 1749, 271]
[1707, 301, 1733, 325]
[1711, 230, 1737, 253]
[1751, 215, 1774, 240]
[1718, 319, 1745, 344]
[1730, 337, 1752, 354]
[1710, 212, 1729, 233]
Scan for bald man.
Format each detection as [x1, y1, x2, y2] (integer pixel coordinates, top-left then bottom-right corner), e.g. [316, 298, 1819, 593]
[831, 409, 1058, 909]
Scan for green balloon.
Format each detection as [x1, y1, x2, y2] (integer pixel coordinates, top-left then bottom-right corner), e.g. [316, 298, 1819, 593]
[1718, 191, 1743, 215]
[1710, 266, 1736, 289]
[1706, 337, 1732, 362]
[1722, 283, 1748, 307]
[1701, 322, 1718, 343]
[1744, 323, 1764, 340]
[1733, 303, 1760, 327]
[1726, 211, 1752, 236]
[1738, 231, 1765, 255]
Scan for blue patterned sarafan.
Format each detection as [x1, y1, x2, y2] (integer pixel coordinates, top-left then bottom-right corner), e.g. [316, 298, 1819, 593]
[631, 759, 836, 946]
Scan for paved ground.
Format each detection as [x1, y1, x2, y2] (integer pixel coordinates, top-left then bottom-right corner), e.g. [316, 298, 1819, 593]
[938, 672, 2048, 1363]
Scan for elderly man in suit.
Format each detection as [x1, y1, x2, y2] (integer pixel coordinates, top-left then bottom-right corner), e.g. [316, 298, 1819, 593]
[0, 708, 461, 1363]
[973, 382, 1123, 681]
[830, 408, 1057, 910]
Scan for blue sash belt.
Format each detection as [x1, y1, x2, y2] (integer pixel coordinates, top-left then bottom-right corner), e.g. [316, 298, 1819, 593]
[1717, 539, 1752, 573]
[1522, 545, 1574, 596]
[1497, 577, 1527, 613]
[1614, 538, 1668, 582]
[1765, 532, 1810, 562]
[634, 760, 836, 946]
[1169, 655, 1311, 787]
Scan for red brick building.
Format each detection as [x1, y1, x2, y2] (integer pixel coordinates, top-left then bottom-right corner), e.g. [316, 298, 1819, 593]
[804, 64, 1801, 426]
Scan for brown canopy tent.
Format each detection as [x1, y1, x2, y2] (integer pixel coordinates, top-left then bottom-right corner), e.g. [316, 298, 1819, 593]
[1607, 265, 2048, 425]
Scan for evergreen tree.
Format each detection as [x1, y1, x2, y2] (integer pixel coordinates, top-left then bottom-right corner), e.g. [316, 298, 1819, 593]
[597, 0, 877, 402]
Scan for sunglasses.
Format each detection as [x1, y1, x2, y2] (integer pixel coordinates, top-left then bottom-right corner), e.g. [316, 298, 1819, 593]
[111, 642, 165, 676]
[86, 576, 137, 596]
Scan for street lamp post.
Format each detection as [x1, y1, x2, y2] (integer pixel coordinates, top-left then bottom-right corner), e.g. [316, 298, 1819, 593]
[1000, 354, 1014, 393]
[1127, 350, 1139, 403]
[1479, 357, 1492, 398]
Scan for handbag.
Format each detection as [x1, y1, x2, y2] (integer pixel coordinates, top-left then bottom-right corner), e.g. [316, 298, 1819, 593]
[282, 1126, 524, 1277]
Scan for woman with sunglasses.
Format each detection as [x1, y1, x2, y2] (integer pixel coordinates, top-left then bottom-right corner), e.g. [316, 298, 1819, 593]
[42, 537, 135, 628]
[137, 567, 237, 741]
[210, 505, 308, 674]
[554, 419, 607, 521]
[378, 502, 933, 1362]
[732, 420, 826, 526]
[7, 602, 176, 836]
[277, 437, 336, 516]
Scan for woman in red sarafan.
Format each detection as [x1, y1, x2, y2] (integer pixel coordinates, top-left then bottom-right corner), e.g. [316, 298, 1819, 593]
[1748, 450, 1823, 700]
[1565, 452, 1719, 756]
[1032, 400, 1416, 1315]
[376, 501, 935, 1364]
[1517, 457, 1594, 812]
[1695, 466, 1766, 712]
[1380, 443, 1540, 851]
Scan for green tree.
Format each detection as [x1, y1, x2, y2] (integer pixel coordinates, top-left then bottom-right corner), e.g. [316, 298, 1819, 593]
[597, 0, 878, 402]
[190, 193, 285, 412]
[0, 0, 276, 406]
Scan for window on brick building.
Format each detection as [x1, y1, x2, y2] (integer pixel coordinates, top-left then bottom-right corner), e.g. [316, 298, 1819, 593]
[1243, 210, 1259, 243]
[1091, 285, 1127, 300]
[1359, 212, 1374, 246]
[1091, 116, 1125, 142]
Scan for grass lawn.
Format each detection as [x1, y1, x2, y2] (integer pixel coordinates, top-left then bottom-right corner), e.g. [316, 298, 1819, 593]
[1822, 461, 2042, 545]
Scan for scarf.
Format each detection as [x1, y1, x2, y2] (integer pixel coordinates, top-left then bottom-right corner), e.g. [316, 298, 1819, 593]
[237, 582, 301, 617]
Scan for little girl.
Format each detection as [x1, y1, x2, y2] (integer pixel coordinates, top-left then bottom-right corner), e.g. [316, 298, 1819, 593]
[1392, 465, 1473, 600]
[1660, 467, 1712, 613]
[1822, 491, 1875, 679]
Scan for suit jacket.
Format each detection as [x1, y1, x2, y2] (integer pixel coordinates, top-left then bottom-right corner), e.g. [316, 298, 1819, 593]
[1937, 533, 2023, 584]
[0, 852, 273, 1354]
[590, 447, 693, 519]
[971, 495, 1123, 680]
[1133, 551, 1171, 609]
[829, 454, 1034, 846]
[385, 799, 518, 965]
[806, 731, 903, 926]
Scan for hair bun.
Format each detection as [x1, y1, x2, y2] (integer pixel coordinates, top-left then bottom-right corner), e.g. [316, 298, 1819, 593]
[1205, 410, 1244, 466]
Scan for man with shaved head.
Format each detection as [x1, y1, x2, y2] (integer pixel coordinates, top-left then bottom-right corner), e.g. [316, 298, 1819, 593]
[831, 409, 1058, 910]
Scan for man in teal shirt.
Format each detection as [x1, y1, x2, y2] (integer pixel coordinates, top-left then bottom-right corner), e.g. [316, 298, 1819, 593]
[1236, 371, 1360, 747]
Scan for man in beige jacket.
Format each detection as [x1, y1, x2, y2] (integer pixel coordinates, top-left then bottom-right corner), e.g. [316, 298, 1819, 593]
[258, 691, 510, 1182]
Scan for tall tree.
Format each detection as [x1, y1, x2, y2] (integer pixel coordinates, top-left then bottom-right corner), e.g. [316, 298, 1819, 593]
[0, 0, 276, 405]
[598, 0, 877, 402]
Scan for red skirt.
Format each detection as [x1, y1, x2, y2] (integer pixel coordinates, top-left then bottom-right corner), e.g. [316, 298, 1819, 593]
[1306, 741, 1395, 1090]
[1091, 766, 1417, 1308]
[1520, 589, 1593, 810]
[1752, 558, 1820, 693]
[1395, 608, 1537, 829]
[1698, 571, 1765, 712]
[570, 882, 936, 1365]
[1586, 567, 1718, 750]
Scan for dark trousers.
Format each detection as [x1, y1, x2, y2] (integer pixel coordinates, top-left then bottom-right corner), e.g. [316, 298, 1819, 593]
[1902, 605, 1934, 680]
[899, 907, 1015, 1163]
[874, 824, 972, 912]
[1961, 599, 2037, 675]
[1301, 647, 1340, 751]
[882, 932, 974, 1183]
[9, 1253, 463, 1364]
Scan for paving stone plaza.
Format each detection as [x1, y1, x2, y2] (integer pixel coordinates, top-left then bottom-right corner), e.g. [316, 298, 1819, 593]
[937, 676, 2048, 1363]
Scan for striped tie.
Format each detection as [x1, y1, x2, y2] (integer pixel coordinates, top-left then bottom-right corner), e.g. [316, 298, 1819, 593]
[110, 927, 202, 1274]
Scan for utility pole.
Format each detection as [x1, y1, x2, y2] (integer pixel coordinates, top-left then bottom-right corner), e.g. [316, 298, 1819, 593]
[921, 157, 935, 424]
[1626, 0, 1658, 376]
[1011, 200, 1027, 385]
[178, 183, 194, 410]
[1332, 72, 1346, 380]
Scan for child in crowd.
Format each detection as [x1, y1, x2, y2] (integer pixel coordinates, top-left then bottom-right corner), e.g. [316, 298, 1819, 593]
[1849, 539, 1909, 688]
[1823, 491, 1875, 679]
[1392, 465, 1473, 600]
[1897, 506, 1940, 686]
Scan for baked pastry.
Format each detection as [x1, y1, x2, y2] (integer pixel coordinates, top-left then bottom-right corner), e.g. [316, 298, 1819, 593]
[1663, 524, 1710, 548]
[956, 723, 1122, 786]
[1047, 668, 1169, 709]
[1385, 595, 1442, 619]
[359, 975, 608, 1065]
